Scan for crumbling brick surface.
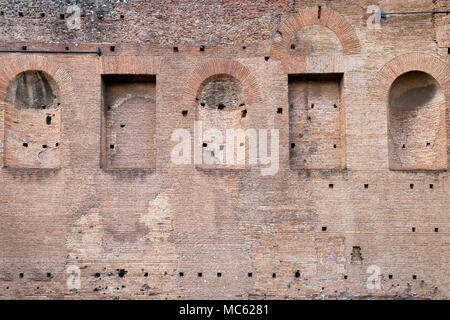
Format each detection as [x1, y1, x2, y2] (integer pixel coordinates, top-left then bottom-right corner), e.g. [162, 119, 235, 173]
[0, 0, 449, 300]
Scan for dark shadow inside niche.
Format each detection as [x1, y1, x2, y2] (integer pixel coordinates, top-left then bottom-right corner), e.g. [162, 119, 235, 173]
[195, 74, 249, 169]
[289, 25, 343, 56]
[3, 70, 61, 169]
[197, 74, 245, 110]
[389, 71, 444, 110]
[387, 71, 447, 170]
[6, 70, 59, 110]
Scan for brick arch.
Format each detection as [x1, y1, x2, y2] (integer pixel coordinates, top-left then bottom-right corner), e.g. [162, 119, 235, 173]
[375, 53, 449, 171]
[271, 7, 361, 57]
[375, 53, 450, 101]
[184, 59, 260, 105]
[0, 55, 74, 104]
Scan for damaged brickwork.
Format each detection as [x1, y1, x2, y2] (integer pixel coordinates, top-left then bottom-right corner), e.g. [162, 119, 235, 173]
[0, 0, 449, 300]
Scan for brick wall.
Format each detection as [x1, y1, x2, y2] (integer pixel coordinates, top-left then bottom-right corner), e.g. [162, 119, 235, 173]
[0, 0, 448, 299]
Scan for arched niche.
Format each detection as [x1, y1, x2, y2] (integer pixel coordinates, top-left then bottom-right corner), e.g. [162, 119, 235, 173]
[271, 6, 361, 58]
[3, 70, 61, 168]
[197, 74, 245, 110]
[388, 71, 447, 170]
[195, 74, 250, 169]
[288, 25, 344, 56]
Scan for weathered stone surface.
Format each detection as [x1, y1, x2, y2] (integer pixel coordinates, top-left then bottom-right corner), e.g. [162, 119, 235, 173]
[0, 0, 448, 300]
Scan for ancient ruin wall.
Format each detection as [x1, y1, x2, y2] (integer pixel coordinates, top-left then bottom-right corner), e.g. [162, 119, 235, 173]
[0, 0, 449, 299]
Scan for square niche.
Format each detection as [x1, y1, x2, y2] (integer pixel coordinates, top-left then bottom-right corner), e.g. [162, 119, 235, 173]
[289, 73, 345, 169]
[101, 74, 156, 169]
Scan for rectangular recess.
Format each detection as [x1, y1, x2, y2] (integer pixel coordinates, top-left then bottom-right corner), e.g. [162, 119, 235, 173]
[288, 73, 345, 169]
[101, 74, 156, 169]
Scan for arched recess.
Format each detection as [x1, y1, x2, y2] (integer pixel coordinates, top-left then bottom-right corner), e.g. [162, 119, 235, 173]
[271, 6, 361, 58]
[184, 59, 260, 106]
[184, 59, 260, 169]
[0, 55, 74, 168]
[376, 53, 449, 170]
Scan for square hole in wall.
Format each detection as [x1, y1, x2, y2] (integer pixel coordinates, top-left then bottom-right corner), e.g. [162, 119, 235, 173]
[289, 73, 345, 169]
[101, 74, 156, 169]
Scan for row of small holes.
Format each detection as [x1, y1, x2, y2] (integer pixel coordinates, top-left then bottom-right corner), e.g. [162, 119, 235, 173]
[181, 108, 283, 117]
[310, 104, 338, 109]
[18, 272, 52, 278]
[322, 226, 439, 232]
[176, 271, 301, 278]
[12, 271, 425, 282]
[292, 143, 337, 149]
[328, 183, 435, 189]
[23, 143, 58, 148]
[13, 12, 125, 20]
[403, 143, 432, 148]
[172, 45, 248, 53]
[412, 227, 439, 232]
[387, 274, 419, 280]
[93, 271, 284, 278]
[20, 45, 117, 53]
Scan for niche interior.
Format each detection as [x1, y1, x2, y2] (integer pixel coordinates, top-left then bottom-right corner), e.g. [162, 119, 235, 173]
[195, 74, 250, 169]
[101, 74, 156, 169]
[289, 73, 346, 169]
[3, 70, 61, 168]
[388, 71, 447, 170]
